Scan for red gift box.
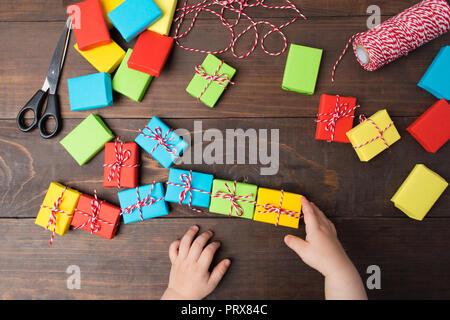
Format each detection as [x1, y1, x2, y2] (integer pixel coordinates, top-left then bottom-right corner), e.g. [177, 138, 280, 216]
[68, 0, 110, 51]
[127, 30, 174, 77]
[407, 99, 450, 153]
[315, 94, 358, 143]
[103, 138, 139, 188]
[71, 193, 121, 239]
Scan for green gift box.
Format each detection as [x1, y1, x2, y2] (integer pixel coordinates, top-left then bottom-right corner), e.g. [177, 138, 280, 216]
[60, 114, 114, 166]
[186, 54, 236, 108]
[209, 179, 257, 220]
[282, 44, 323, 95]
[112, 49, 153, 102]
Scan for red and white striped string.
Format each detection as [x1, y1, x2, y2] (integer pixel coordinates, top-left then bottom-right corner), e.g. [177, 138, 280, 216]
[195, 60, 234, 99]
[104, 137, 139, 188]
[315, 95, 360, 142]
[120, 182, 165, 221]
[174, 0, 306, 59]
[332, 0, 450, 82]
[255, 190, 302, 226]
[213, 181, 255, 217]
[139, 126, 178, 158]
[353, 115, 394, 149]
[40, 187, 72, 245]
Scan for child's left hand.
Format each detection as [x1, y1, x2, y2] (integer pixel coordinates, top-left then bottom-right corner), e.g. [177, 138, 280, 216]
[161, 225, 231, 300]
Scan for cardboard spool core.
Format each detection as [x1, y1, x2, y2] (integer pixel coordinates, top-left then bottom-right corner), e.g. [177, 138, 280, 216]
[356, 45, 370, 65]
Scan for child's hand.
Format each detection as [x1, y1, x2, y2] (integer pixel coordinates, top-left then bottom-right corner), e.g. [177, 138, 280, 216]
[161, 225, 231, 300]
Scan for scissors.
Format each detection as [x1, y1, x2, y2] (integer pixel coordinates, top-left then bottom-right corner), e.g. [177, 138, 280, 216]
[16, 17, 72, 139]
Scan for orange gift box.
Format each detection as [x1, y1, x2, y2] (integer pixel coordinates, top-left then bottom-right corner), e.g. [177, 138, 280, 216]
[103, 139, 139, 188]
[71, 193, 121, 239]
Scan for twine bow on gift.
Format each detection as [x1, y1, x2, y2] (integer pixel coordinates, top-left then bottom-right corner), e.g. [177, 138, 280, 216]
[212, 181, 254, 217]
[73, 190, 116, 234]
[120, 182, 165, 221]
[353, 115, 394, 149]
[256, 190, 302, 226]
[40, 187, 73, 246]
[139, 126, 179, 158]
[104, 137, 139, 188]
[315, 95, 360, 142]
[195, 61, 235, 100]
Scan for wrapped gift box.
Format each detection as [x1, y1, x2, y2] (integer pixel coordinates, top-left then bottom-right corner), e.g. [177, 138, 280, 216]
[315, 94, 358, 143]
[147, 0, 177, 36]
[74, 40, 125, 73]
[165, 169, 214, 208]
[112, 49, 153, 102]
[104, 138, 139, 188]
[60, 114, 114, 166]
[135, 117, 188, 168]
[68, 0, 110, 51]
[253, 188, 302, 229]
[127, 30, 173, 77]
[71, 192, 121, 239]
[418, 46, 450, 100]
[118, 183, 169, 224]
[209, 179, 257, 220]
[407, 99, 450, 153]
[346, 109, 400, 162]
[108, 0, 162, 42]
[186, 54, 236, 108]
[68, 72, 113, 111]
[282, 44, 323, 95]
[391, 164, 448, 220]
[35, 182, 81, 237]
[99, 0, 124, 28]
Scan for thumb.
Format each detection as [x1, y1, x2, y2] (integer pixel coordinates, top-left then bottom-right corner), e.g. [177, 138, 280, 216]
[284, 234, 309, 258]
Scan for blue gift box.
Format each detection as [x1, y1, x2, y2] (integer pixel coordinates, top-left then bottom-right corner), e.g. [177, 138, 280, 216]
[165, 169, 214, 208]
[418, 46, 450, 100]
[67, 72, 113, 111]
[108, 0, 162, 42]
[135, 117, 188, 168]
[118, 183, 169, 224]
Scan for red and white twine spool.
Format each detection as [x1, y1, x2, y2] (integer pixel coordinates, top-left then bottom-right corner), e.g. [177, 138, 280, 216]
[174, 0, 306, 59]
[332, 0, 450, 81]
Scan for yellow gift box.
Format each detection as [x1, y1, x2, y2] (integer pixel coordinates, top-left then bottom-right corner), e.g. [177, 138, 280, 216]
[99, 0, 125, 28]
[253, 188, 302, 229]
[35, 182, 81, 236]
[147, 0, 178, 36]
[75, 40, 125, 73]
[391, 164, 448, 220]
[346, 109, 400, 162]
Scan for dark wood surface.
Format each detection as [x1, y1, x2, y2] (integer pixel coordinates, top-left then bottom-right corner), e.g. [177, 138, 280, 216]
[0, 0, 449, 299]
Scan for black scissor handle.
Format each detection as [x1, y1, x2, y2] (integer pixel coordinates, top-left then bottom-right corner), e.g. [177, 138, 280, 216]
[38, 94, 62, 139]
[16, 89, 47, 132]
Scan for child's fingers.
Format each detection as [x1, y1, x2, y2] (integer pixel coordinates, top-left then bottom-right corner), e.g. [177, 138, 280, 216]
[198, 241, 221, 268]
[178, 225, 199, 258]
[301, 197, 319, 230]
[208, 259, 231, 289]
[284, 234, 309, 257]
[188, 230, 213, 261]
[169, 240, 181, 263]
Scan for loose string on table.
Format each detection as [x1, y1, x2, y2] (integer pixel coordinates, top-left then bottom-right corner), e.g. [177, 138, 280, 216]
[195, 60, 235, 99]
[174, 0, 307, 59]
[104, 137, 139, 188]
[40, 187, 72, 245]
[353, 115, 394, 149]
[139, 126, 179, 158]
[120, 182, 165, 221]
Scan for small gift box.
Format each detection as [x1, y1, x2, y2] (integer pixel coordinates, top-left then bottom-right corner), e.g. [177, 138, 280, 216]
[135, 116, 188, 168]
[103, 137, 139, 188]
[391, 164, 448, 220]
[118, 182, 169, 224]
[108, 0, 162, 42]
[253, 188, 302, 229]
[112, 49, 153, 102]
[418, 46, 450, 100]
[282, 44, 323, 95]
[127, 30, 173, 77]
[60, 114, 115, 166]
[165, 168, 214, 208]
[346, 109, 400, 162]
[74, 39, 125, 73]
[68, 72, 113, 111]
[35, 182, 81, 244]
[99, 0, 125, 28]
[71, 191, 121, 239]
[147, 0, 177, 36]
[68, 0, 110, 51]
[186, 54, 236, 108]
[407, 99, 450, 153]
[315, 94, 358, 143]
[209, 179, 257, 220]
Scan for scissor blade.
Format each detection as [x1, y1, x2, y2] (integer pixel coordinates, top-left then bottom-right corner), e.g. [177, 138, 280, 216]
[46, 17, 72, 94]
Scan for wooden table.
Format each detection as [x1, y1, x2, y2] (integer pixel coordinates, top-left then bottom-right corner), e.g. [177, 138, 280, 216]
[0, 0, 449, 299]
